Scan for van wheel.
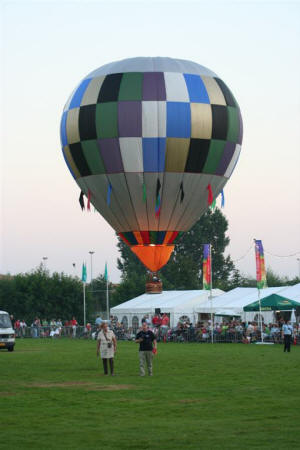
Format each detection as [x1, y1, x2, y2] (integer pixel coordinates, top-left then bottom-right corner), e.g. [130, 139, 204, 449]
[8, 347, 14, 352]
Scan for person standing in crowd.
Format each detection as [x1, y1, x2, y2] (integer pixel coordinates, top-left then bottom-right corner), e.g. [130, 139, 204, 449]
[71, 317, 78, 338]
[95, 315, 103, 326]
[135, 322, 157, 376]
[97, 322, 117, 376]
[160, 313, 169, 342]
[14, 319, 21, 337]
[19, 319, 27, 338]
[10, 315, 15, 329]
[282, 320, 293, 353]
[142, 314, 151, 326]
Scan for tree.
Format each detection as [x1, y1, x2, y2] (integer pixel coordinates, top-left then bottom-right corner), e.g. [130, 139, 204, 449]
[235, 268, 300, 288]
[0, 266, 92, 324]
[89, 274, 119, 315]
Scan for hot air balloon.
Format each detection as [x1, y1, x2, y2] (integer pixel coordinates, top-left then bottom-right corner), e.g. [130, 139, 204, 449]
[60, 57, 243, 287]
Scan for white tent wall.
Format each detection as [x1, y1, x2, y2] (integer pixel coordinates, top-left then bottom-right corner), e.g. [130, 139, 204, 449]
[111, 289, 224, 329]
[243, 311, 275, 324]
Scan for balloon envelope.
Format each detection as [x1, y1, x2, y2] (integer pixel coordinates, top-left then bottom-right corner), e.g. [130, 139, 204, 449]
[61, 57, 243, 271]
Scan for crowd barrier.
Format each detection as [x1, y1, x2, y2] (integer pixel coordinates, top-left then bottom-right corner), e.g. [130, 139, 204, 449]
[13, 326, 300, 345]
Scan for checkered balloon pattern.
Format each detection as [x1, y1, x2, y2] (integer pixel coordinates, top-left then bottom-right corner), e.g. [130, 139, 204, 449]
[60, 57, 243, 248]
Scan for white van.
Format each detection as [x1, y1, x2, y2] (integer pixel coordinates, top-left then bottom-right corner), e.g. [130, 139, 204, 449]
[0, 311, 15, 352]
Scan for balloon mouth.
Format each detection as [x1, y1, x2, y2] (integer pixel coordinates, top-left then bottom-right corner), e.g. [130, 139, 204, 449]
[130, 244, 175, 272]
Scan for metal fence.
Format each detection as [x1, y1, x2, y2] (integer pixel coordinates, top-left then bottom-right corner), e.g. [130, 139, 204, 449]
[13, 325, 300, 345]
[14, 326, 131, 340]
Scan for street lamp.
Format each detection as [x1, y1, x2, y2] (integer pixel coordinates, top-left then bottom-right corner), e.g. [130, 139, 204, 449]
[89, 251, 95, 283]
[42, 256, 48, 267]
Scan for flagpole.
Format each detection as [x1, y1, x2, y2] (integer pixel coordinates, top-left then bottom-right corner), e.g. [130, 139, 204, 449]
[82, 262, 87, 327]
[258, 287, 263, 343]
[105, 263, 109, 320]
[254, 239, 264, 343]
[210, 244, 213, 344]
[106, 279, 109, 320]
[83, 282, 86, 327]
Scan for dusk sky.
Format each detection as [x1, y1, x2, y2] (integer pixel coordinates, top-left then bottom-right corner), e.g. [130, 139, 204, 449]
[1, 0, 300, 282]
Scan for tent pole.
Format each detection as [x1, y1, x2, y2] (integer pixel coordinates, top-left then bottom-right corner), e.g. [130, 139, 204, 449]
[83, 282, 86, 327]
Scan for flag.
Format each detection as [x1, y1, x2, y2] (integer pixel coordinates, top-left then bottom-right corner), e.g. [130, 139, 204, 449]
[155, 178, 161, 218]
[221, 190, 225, 208]
[81, 263, 87, 283]
[203, 244, 211, 290]
[142, 183, 147, 202]
[104, 262, 108, 282]
[87, 190, 91, 211]
[207, 184, 213, 206]
[254, 240, 267, 289]
[180, 182, 184, 203]
[107, 183, 112, 206]
[210, 198, 216, 211]
[79, 191, 85, 210]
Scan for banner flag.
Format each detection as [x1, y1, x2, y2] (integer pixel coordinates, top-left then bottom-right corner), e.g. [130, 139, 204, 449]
[81, 262, 87, 283]
[254, 240, 267, 289]
[203, 244, 211, 290]
[104, 262, 108, 281]
[107, 183, 112, 206]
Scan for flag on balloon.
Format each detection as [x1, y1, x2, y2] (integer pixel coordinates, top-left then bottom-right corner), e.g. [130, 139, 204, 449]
[203, 244, 211, 290]
[155, 179, 161, 218]
[79, 191, 85, 210]
[254, 240, 267, 289]
[107, 183, 112, 206]
[81, 262, 87, 283]
[221, 190, 225, 208]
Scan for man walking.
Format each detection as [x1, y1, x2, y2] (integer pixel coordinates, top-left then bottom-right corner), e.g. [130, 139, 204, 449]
[135, 322, 157, 376]
[282, 320, 293, 353]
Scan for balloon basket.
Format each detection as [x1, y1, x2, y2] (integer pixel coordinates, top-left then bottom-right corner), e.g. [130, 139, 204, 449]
[146, 272, 162, 294]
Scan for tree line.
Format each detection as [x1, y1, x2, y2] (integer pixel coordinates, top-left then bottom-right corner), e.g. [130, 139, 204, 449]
[0, 209, 298, 323]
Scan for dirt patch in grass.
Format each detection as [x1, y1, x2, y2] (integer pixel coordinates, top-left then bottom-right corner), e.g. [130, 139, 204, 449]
[30, 381, 135, 391]
[92, 384, 134, 391]
[178, 399, 203, 404]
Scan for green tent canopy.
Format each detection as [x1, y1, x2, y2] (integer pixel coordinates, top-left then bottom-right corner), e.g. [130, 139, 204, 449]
[243, 294, 300, 312]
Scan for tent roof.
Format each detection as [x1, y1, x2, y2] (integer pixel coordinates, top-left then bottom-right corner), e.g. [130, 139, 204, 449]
[274, 283, 300, 302]
[195, 287, 286, 314]
[243, 293, 300, 311]
[111, 289, 224, 315]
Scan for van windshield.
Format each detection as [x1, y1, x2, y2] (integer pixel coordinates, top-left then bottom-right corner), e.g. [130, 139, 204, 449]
[0, 314, 12, 329]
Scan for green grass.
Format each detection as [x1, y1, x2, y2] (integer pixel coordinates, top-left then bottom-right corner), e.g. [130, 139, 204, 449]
[0, 339, 299, 450]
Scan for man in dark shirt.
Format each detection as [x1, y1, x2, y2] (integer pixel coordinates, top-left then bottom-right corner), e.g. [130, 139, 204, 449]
[135, 322, 157, 376]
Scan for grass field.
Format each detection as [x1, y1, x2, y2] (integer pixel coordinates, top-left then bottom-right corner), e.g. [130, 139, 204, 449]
[0, 339, 299, 450]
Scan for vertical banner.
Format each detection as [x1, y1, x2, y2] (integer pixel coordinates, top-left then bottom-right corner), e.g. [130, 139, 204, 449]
[81, 262, 87, 283]
[203, 244, 211, 290]
[254, 240, 267, 289]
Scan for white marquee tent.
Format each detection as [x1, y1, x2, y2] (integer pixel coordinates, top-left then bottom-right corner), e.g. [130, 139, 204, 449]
[195, 286, 291, 323]
[110, 289, 224, 329]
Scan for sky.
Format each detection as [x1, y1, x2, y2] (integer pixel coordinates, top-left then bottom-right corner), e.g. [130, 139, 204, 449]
[1, 0, 300, 283]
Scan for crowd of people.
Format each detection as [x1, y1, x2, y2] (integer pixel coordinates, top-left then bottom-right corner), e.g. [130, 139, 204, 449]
[10, 316, 89, 338]
[147, 318, 299, 345]
[9, 313, 299, 346]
